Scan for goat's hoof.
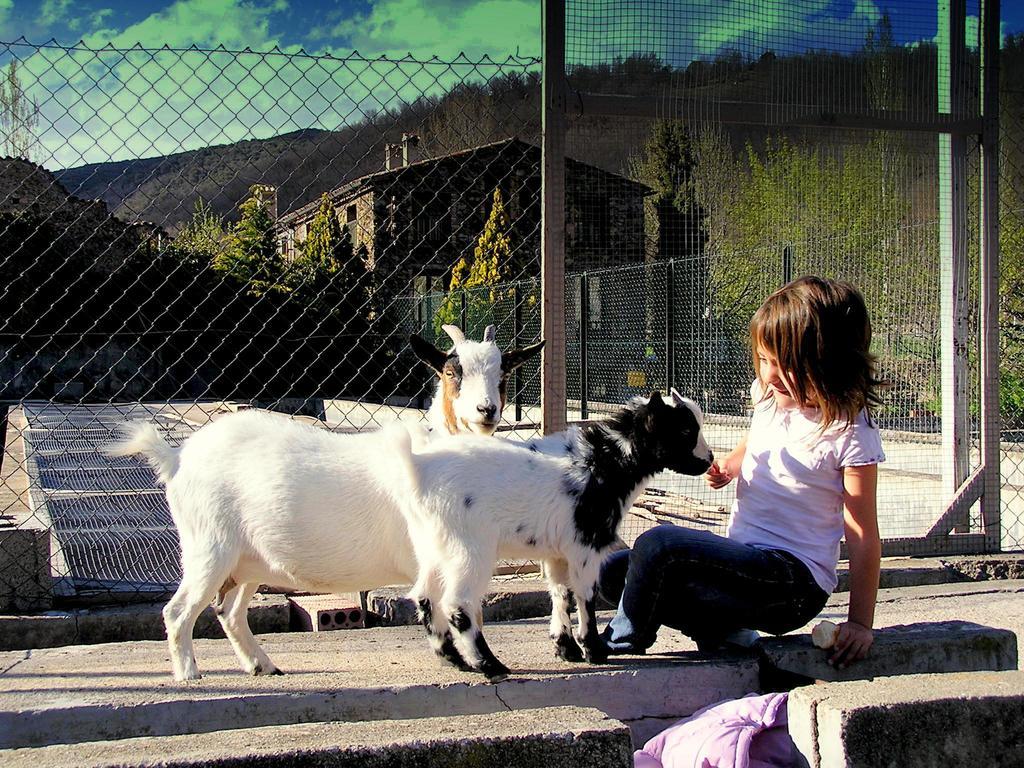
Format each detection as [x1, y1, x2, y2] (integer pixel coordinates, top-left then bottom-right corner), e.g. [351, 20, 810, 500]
[554, 633, 585, 662]
[583, 643, 609, 664]
[251, 663, 284, 676]
[481, 661, 510, 683]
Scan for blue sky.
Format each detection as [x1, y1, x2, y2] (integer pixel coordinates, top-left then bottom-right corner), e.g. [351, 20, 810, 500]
[4, 1, 1021, 61]
[4, 1, 1017, 169]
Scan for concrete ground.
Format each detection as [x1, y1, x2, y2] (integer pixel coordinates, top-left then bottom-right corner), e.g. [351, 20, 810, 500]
[0, 579, 1020, 748]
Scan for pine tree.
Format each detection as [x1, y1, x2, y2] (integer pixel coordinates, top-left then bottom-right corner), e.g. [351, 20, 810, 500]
[467, 186, 512, 297]
[434, 187, 512, 333]
[214, 185, 285, 296]
[291, 193, 359, 309]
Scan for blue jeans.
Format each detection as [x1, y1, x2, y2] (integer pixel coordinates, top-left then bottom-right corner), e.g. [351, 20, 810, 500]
[599, 525, 829, 652]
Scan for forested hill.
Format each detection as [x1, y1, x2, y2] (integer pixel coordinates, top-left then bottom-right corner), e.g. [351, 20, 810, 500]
[55, 127, 381, 234]
[53, 69, 546, 233]
[51, 37, 1024, 235]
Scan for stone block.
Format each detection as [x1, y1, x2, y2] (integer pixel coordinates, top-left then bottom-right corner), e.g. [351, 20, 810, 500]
[0, 612, 74, 651]
[759, 621, 1017, 685]
[370, 580, 551, 626]
[0, 529, 52, 613]
[0, 706, 634, 768]
[0, 594, 290, 651]
[789, 670, 1024, 768]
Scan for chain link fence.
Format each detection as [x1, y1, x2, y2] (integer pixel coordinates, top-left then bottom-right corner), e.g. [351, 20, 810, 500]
[0, 0, 1018, 612]
[555, 0, 1009, 553]
[0, 41, 546, 608]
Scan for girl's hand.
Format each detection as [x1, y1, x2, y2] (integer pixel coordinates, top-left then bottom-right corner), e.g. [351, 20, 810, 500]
[705, 459, 733, 489]
[829, 621, 874, 668]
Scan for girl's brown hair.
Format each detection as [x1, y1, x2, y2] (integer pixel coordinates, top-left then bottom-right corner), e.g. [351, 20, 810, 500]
[751, 275, 883, 427]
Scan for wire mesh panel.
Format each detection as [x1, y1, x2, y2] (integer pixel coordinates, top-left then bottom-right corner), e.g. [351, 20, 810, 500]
[560, 0, 1007, 555]
[1000, 34, 1024, 551]
[0, 41, 547, 608]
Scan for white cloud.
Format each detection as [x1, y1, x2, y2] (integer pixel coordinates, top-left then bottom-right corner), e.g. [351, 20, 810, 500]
[82, 0, 287, 50]
[333, 0, 540, 59]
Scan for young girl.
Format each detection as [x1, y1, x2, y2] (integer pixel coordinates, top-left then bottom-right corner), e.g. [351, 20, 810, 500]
[599, 275, 885, 668]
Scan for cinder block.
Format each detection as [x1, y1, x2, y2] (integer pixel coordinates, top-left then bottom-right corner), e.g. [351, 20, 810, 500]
[0, 528, 53, 612]
[368, 580, 553, 626]
[759, 621, 1017, 685]
[289, 593, 366, 631]
[790, 670, 1024, 768]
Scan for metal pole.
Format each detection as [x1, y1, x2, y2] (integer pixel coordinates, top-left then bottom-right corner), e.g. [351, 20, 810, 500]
[513, 281, 523, 422]
[580, 272, 589, 420]
[938, 0, 971, 526]
[541, 0, 567, 434]
[979, 0, 1002, 550]
[460, 290, 468, 333]
[666, 260, 675, 393]
[782, 244, 793, 285]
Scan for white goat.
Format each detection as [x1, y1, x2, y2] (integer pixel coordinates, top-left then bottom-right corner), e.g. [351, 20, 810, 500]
[105, 327, 543, 681]
[391, 390, 714, 681]
[411, 324, 543, 436]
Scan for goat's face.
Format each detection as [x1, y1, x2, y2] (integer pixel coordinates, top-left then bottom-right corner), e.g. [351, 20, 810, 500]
[638, 390, 714, 475]
[410, 331, 544, 436]
[446, 340, 504, 435]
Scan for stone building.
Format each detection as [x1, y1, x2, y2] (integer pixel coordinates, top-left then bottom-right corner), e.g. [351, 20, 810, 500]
[275, 136, 652, 295]
[0, 157, 168, 401]
[0, 157, 165, 269]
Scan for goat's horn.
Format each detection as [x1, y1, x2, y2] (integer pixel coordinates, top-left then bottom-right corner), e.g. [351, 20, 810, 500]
[442, 324, 467, 345]
[483, 325, 496, 342]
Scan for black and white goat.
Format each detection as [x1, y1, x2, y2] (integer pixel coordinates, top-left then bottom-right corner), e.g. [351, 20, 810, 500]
[104, 328, 543, 681]
[411, 324, 543, 436]
[392, 390, 714, 681]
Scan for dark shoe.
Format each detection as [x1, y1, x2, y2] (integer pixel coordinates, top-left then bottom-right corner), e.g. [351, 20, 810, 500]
[600, 626, 648, 656]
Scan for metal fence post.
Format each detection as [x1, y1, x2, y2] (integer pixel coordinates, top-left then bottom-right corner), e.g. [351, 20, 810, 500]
[513, 281, 523, 422]
[460, 290, 468, 332]
[666, 259, 675, 393]
[980, 0, 1002, 550]
[541, 0, 567, 434]
[782, 244, 793, 285]
[580, 272, 589, 420]
[938, 0, 972, 531]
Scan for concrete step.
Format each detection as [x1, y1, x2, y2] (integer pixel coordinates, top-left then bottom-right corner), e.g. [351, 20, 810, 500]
[760, 619, 1017, 684]
[0, 593, 290, 652]
[4, 556, 1023, 652]
[0, 706, 633, 768]
[789, 670, 1024, 768]
[1, 608, 1016, 753]
[0, 615, 760, 750]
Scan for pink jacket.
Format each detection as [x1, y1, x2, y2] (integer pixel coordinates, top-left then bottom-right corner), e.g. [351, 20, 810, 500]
[634, 692, 794, 768]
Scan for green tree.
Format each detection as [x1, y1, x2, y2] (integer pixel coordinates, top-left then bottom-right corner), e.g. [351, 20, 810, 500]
[290, 193, 360, 308]
[0, 61, 39, 160]
[169, 199, 229, 268]
[434, 187, 512, 333]
[214, 184, 285, 296]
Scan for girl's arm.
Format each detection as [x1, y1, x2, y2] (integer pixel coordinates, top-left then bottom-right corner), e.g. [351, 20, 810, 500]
[705, 435, 747, 489]
[831, 462, 881, 668]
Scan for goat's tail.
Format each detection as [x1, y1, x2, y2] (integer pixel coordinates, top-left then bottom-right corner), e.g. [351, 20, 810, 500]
[103, 422, 180, 485]
[382, 421, 420, 498]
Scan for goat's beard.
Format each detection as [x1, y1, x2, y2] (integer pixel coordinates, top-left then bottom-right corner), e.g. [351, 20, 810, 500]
[462, 418, 498, 436]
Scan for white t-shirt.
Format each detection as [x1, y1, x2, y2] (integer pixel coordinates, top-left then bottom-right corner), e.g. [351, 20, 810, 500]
[726, 380, 886, 593]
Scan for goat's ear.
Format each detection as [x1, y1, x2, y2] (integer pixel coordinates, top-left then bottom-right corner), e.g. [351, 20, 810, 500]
[410, 334, 448, 374]
[648, 391, 665, 409]
[501, 340, 545, 373]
